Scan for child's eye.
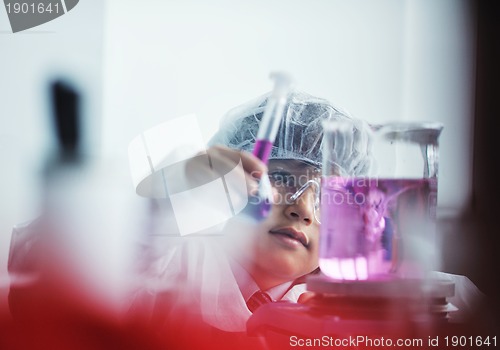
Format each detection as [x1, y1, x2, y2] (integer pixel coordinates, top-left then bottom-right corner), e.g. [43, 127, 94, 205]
[269, 171, 296, 187]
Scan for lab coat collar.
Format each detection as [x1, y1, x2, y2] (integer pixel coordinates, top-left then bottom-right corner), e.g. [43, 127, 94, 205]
[229, 258, 292, 302]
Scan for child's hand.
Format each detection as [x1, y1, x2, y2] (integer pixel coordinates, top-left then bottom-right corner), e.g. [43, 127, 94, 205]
[184, 145, 268, 201]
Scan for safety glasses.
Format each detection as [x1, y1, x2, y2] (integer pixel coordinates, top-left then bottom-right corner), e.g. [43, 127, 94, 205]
[267, 160, 321, 223]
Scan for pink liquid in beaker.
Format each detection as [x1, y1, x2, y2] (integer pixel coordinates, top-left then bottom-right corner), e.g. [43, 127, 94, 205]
[319, 177, 437, 281]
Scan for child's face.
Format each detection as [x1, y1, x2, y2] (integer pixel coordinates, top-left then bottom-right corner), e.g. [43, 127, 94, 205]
[227, 160, 321, 288]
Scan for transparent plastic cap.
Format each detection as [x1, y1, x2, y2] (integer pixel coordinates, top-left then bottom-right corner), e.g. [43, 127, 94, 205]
[208, 90, 373, 176]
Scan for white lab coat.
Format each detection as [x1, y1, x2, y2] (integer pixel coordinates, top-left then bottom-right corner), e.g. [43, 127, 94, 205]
[131, 235, 306, 332]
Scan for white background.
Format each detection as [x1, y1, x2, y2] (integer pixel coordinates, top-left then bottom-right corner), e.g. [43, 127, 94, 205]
[102, 0, 475, 213]
[0, 0, 475, 310]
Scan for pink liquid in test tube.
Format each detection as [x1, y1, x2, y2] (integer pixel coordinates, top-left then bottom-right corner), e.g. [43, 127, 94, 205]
[253, 139, 273, 164]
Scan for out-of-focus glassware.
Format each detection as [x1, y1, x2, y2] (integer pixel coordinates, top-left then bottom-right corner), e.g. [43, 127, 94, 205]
[318, 120, 443, 281]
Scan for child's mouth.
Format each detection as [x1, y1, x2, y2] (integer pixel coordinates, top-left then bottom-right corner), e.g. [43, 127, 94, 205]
[269, 227, 309, 247]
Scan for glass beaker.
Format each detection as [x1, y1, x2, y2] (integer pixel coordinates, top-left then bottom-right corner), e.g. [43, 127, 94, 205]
[319, 120, 443, 281]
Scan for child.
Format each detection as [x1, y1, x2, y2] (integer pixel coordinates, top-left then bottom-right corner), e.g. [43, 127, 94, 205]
[131, 91, 373, 333]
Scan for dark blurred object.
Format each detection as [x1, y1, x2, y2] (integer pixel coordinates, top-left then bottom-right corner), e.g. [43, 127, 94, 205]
[440, 0, 500, 334]
[470, 0, 500, 330]
[41, 79, 83, 191]
[8, 79, 83, 309]
[51, 80, 80, 161]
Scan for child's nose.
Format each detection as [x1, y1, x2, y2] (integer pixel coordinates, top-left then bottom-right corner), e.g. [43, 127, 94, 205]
[283, 190, 315, 225]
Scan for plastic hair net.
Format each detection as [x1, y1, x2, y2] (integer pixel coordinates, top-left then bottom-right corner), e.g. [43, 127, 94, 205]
[208, 90, 373, 176]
